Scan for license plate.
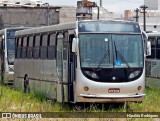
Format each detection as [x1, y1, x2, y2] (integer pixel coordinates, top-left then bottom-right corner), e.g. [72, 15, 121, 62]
[108, 88, 120, 93]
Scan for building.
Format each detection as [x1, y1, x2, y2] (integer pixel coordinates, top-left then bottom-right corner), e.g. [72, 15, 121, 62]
[0, 5, 113, 29]
[0, 6, 61, 29]
[59, 6, 113, 24]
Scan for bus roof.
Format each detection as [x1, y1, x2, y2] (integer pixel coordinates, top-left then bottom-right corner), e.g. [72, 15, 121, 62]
[15, 22, 76, 36]
[0, 27, 30, 35]
[15, 20, 140, 36]
[147, 32, 160, 37]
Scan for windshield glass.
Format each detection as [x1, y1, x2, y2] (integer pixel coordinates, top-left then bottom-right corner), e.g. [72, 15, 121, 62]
[79, 34, 113, 68]
[78, 21, 141, 33]
[7, 38, 15, 65]
[79, 34, 143, 68]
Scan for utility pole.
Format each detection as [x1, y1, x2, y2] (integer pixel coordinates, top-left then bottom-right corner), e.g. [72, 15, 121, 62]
[133, 8, 139, 22]
[100, 0, 102, 7]
[140, 5, 148, 32]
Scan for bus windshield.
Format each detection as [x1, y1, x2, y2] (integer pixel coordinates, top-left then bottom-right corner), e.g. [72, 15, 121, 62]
[7, 38, 15, 65]
[79, 34, 143, 68]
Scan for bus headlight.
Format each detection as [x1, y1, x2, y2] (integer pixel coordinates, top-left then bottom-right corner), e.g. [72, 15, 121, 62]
[128, 70, 140, 79]
[85, 71, 99, 79]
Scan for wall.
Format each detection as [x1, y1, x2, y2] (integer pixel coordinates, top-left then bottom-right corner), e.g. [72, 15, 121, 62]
[0, 6, 60, 29]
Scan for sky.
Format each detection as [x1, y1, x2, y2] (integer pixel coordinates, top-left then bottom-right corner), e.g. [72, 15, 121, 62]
[42, 0, 144, 14]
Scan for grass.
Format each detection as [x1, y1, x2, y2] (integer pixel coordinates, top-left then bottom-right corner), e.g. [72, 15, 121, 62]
[0, 84, 160, 121]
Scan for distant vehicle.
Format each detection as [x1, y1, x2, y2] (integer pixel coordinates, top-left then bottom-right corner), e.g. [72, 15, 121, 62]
[14, 20, 150, 103]
[146, 32, 160, 78]
[0, 27, 28, 84]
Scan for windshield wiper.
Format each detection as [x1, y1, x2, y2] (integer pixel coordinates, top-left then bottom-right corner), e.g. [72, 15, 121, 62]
[114, 41, 131, 70]
[96, 49, 110, 71]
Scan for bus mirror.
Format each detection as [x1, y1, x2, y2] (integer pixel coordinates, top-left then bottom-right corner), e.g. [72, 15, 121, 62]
[72, 38, 77, 53]
[146, 41, 151, 56]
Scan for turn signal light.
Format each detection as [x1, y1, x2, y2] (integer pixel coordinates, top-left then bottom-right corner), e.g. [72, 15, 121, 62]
[138, 86, 142, 91]
[84, 86, 89, 91]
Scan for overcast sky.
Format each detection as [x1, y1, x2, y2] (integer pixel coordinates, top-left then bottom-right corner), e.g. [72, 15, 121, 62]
[42, 0, 144, 14]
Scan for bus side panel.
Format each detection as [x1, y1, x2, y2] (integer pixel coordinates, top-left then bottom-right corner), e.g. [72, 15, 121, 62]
[14, 59, 27, 90]
[32, 60, 42, 94]
[57, 60, 69, 103]
[146, 59, 160, 90]
[146, 59, 160, 77]
[150, 60, 160, 77]
[43, 60, 57, 99]
[14, 59, 58, 100]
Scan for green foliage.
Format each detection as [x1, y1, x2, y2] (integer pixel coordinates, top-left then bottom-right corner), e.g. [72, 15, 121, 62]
[0, 84, 160, 121]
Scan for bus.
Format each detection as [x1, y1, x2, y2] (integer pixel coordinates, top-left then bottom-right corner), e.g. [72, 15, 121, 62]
[0, 27, 28, 84]
[146, 32, 160, 78]
[14, 20, 150, 103]
[146, 32, 160, 89]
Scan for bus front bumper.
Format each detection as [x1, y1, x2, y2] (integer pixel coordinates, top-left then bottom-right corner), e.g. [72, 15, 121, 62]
[77, 93, 145, 102]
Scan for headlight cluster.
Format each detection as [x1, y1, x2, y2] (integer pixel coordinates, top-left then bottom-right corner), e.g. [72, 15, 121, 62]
[128, 70, 140, 79]
[85, 71, 99, 79]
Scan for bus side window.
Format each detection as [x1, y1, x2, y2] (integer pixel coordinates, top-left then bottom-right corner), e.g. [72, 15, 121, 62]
[149, 37, 156, 59]
[17, 37, 22, 59]
[27, 36, 33, 59]
[15, 38, 18, 58]
[63, 32, 68, 60]
[48, 33, 56, 60]
[157, 38, 160, 59]
[40, 34, 48, 59]
[21, 36, 27, 59]
[33, 35, 40, 59]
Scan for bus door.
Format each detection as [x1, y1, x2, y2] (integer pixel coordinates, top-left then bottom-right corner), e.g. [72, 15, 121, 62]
[0, 37, 2, 75]
[0, 35, 5, 83]
[68, 34, 75, 103]
[56, 33, 64, 103]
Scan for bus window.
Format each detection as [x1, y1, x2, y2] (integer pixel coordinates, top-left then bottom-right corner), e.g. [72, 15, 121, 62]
[7, 30, 15, 37]
[33, 35, 40, 59]
[157, 38, 160, 59]
[27, 36, 33, 59]
[42, 34, 48, 46]
[15, 38, 18, 58]
[40, 34, 48, 59]
[29, 36, 33, 47]
[21, 37, 27, 59]
[148, 37, 156, 59]
[23, 37, 27, 47]
[7, 38, 15, 63]
[35, 35, 40, 46]
[48, 34, 56, 60]
[17, 37, 22, 59]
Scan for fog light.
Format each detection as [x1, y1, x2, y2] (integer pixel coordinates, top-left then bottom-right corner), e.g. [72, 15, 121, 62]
[84, 86, 89, 91]
[7, 75, 14, 81]
[138, 86, 142, 91]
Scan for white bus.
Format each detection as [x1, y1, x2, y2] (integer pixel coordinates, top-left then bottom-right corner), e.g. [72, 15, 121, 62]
[0, 27, 28, 84]
[146, 32, 160, 90]
[146, 32, 160, 78]
[14, 20, 150, 103]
